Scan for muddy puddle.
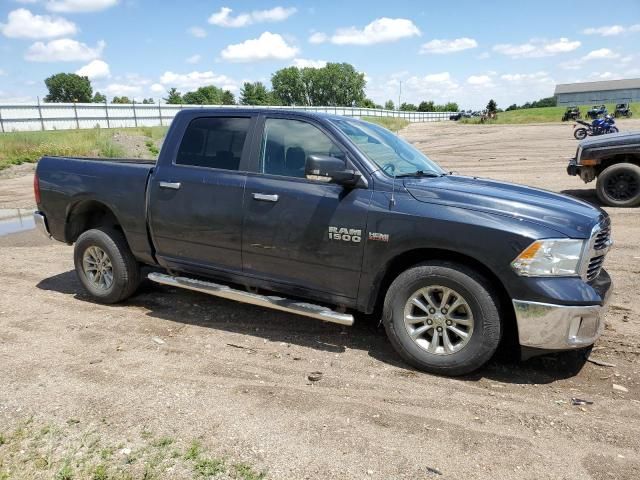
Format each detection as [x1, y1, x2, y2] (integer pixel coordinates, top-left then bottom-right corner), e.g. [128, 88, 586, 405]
[0, 209, 35, 236]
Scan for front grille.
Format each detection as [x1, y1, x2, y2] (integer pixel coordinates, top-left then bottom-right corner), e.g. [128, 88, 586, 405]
[585, 217, 611, 282]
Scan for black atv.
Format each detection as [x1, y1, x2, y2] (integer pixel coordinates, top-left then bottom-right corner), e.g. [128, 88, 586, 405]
[562, 106, 581, 121]
[614, 103, 633, 118]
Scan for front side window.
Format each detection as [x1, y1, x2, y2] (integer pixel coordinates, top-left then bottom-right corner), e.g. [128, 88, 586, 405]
[331, 118, 445, 177]
[176, 117, 251, 171]
[260, 118, 344, 178]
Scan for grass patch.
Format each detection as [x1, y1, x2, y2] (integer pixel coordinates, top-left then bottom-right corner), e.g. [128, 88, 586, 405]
[460, 102, 639, 125]
[194, 457, 225, 477]
[361, 116, 410, 132]
[0, 125, 168, 171]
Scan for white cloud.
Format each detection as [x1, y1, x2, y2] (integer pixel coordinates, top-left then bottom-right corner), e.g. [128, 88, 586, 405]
[583, 48, 619, 60]
[0, 69, 5, 76]
[467, 74, 494, 87]
[493, 38, 580, 58]
[292, 58, 327, 68]
[500, 71, 551, 83]
[582, 25, 625, 36]
[419, 37, 478, 54]
[582, 24, 640, 36]
[330, 17, 420, 45]
[0, 8, 77, 39]
[187, 26, 207, 38]
[25, 38, 105, 62]
[158, 70, 238, 92]
[103, 83, 142, 97]
[476, 52, 490, 60]
[561, 48, 620, 69]
[220, 32, 298, 62]
[150, 83, 165, 94]
[45, 0, 119, 13]
[208, 6, 296, 28]
[75, 59, 110, 79]
[185, 54, 201, 64]
[308, 31, 327, 44]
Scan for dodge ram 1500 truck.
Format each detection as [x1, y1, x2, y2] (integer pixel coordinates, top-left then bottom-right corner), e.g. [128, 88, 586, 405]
[34, 109, 613, 375]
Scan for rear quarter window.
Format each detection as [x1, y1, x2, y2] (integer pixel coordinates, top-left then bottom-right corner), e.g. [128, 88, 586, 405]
[176, 117, 251, 171]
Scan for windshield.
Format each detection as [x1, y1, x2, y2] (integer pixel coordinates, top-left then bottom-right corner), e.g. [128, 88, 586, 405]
[330, 118, 445, 177]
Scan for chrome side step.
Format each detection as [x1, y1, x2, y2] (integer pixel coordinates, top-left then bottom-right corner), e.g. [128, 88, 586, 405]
[147, 272, 354, 327]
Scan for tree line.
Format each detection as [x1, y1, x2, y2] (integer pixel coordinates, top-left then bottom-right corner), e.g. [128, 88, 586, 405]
[505, 96, 557, 111]
[42, 64, 463, 112]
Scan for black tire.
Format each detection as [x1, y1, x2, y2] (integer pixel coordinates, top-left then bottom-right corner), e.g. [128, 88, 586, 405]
[382, 261, 501, 376]
[609, 126, 619, 133]
[574, 128, 588, 140]
[596, 163, 640, 208]
[74, 228, 141, 303]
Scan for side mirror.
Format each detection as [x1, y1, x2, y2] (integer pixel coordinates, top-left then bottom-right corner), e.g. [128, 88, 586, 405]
[305, 154, 361, 187]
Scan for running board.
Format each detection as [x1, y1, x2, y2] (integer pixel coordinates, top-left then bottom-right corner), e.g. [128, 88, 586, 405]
[147, 272, 354, 327]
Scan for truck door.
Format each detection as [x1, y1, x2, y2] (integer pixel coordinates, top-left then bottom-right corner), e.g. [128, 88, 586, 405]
[242, 116, 371, 300]
[148, 115, 255, 274]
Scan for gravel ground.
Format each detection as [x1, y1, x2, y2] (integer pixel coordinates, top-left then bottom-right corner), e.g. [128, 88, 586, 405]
[0, 121, 639, 479]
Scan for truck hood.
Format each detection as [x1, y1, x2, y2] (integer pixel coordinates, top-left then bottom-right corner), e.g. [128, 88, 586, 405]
[404, 175, 604, 238]
[579, 130, 640, 149]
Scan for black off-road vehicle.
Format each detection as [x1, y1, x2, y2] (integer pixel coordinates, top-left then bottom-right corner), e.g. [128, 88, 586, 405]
[614, 103, 632, 118]
[562, 106, 581, 122]
[568, 131, 640, 207]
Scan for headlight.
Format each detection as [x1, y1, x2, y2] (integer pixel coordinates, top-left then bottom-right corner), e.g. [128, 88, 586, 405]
[511, 239, 585, 277]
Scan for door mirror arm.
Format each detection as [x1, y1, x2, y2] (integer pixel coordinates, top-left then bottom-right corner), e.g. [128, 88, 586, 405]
[305, 154, 366, 188]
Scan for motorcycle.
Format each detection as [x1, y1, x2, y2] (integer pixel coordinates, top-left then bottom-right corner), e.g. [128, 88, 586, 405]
[573, 115, 618, 140]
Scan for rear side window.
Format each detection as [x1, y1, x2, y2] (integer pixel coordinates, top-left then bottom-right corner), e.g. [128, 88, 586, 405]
[176, 117, 251, 170]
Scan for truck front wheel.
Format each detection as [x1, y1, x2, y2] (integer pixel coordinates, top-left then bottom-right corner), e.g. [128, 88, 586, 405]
[596, 162, 640, 207]
[383, 261, 501, 376]
[74, 228, 141, 303]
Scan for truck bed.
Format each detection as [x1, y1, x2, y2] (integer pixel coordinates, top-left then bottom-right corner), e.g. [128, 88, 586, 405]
[36, 155, 155, 262]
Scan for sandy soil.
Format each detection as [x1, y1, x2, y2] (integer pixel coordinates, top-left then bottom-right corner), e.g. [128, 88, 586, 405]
[1, 121, 639, 479]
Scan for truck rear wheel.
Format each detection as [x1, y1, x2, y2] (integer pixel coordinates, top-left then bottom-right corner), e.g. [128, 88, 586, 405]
[74, 228, 141, 303]
[383, 261, 501, 376]
[596, 163, 640, 207]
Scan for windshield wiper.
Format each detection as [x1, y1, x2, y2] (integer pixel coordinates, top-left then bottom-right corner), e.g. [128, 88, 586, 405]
[395, 170, 443, 178]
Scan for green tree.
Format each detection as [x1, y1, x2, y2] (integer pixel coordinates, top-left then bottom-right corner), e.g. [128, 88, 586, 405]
[240, 82, 271, 105]
[486, 99, 497, 113]
[112, 96, 132, 104]
[271, 62, 366, 107]
[443, 102, 459, 112]
[183, 85, 224, 105]
[164, 88, 183, 104]
[220, 90, 235, 105]
[142, 98, 155, 104]
[44, 73, 93, 103]
[92, 91, 106, 103]
[418, 100, 435, 112]
[399, 102, 418, 111]
[384, 100, 395, 110]
[357, 98, 376, 108]
[271, 66, 306, 105]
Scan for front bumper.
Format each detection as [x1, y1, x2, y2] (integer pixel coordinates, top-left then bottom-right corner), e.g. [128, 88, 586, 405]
[33, 211, 52, 239]
[513, 277, 612, 350]
[567, 158, 579, 176]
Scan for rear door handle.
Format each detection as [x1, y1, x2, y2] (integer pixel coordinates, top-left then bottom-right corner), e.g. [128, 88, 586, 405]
[252, 193, 279, 202]
[159, 181, 181, 190]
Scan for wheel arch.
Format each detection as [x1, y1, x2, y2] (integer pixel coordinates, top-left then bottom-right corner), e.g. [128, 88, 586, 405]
[596, 153, 640, 175]
[366, 248, 517, 346]
[64, 199, 124, 244]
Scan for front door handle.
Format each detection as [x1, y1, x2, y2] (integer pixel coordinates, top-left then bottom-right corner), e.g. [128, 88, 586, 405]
[252, 193, 279, 202]
[159, 181, 181, 190]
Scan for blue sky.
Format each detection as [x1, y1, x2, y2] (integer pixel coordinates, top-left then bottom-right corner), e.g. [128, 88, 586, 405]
[0, 0, 639, 108]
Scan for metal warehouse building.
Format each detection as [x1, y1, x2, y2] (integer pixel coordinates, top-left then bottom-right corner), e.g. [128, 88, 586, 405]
[554, 78, 640, 106]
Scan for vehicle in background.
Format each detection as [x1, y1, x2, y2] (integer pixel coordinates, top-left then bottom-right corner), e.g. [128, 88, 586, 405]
[574, 115, 618, 140]
[587, 105, 608, 119]
[33, 109, 612, 376]
[562, 106, 581, 122]
[568, 131, 640, 207]
[614, 103, 633, 118]
[449, 111, 472, 121]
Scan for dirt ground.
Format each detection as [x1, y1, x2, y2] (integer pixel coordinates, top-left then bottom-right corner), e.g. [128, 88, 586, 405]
[1, 120, 639, 480]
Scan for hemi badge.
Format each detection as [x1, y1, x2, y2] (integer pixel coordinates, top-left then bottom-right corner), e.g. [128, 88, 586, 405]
[368, 232, 389, 242]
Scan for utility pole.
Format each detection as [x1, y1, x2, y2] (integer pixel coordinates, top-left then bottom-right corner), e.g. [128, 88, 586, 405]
[398, 81, 402, 111]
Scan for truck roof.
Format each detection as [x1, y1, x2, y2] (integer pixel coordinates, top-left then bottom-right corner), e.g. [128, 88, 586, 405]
[174, 107, 366, 122]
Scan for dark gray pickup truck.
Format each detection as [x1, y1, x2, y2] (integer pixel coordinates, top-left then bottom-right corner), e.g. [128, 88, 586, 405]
[34, 109, 613, 375]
